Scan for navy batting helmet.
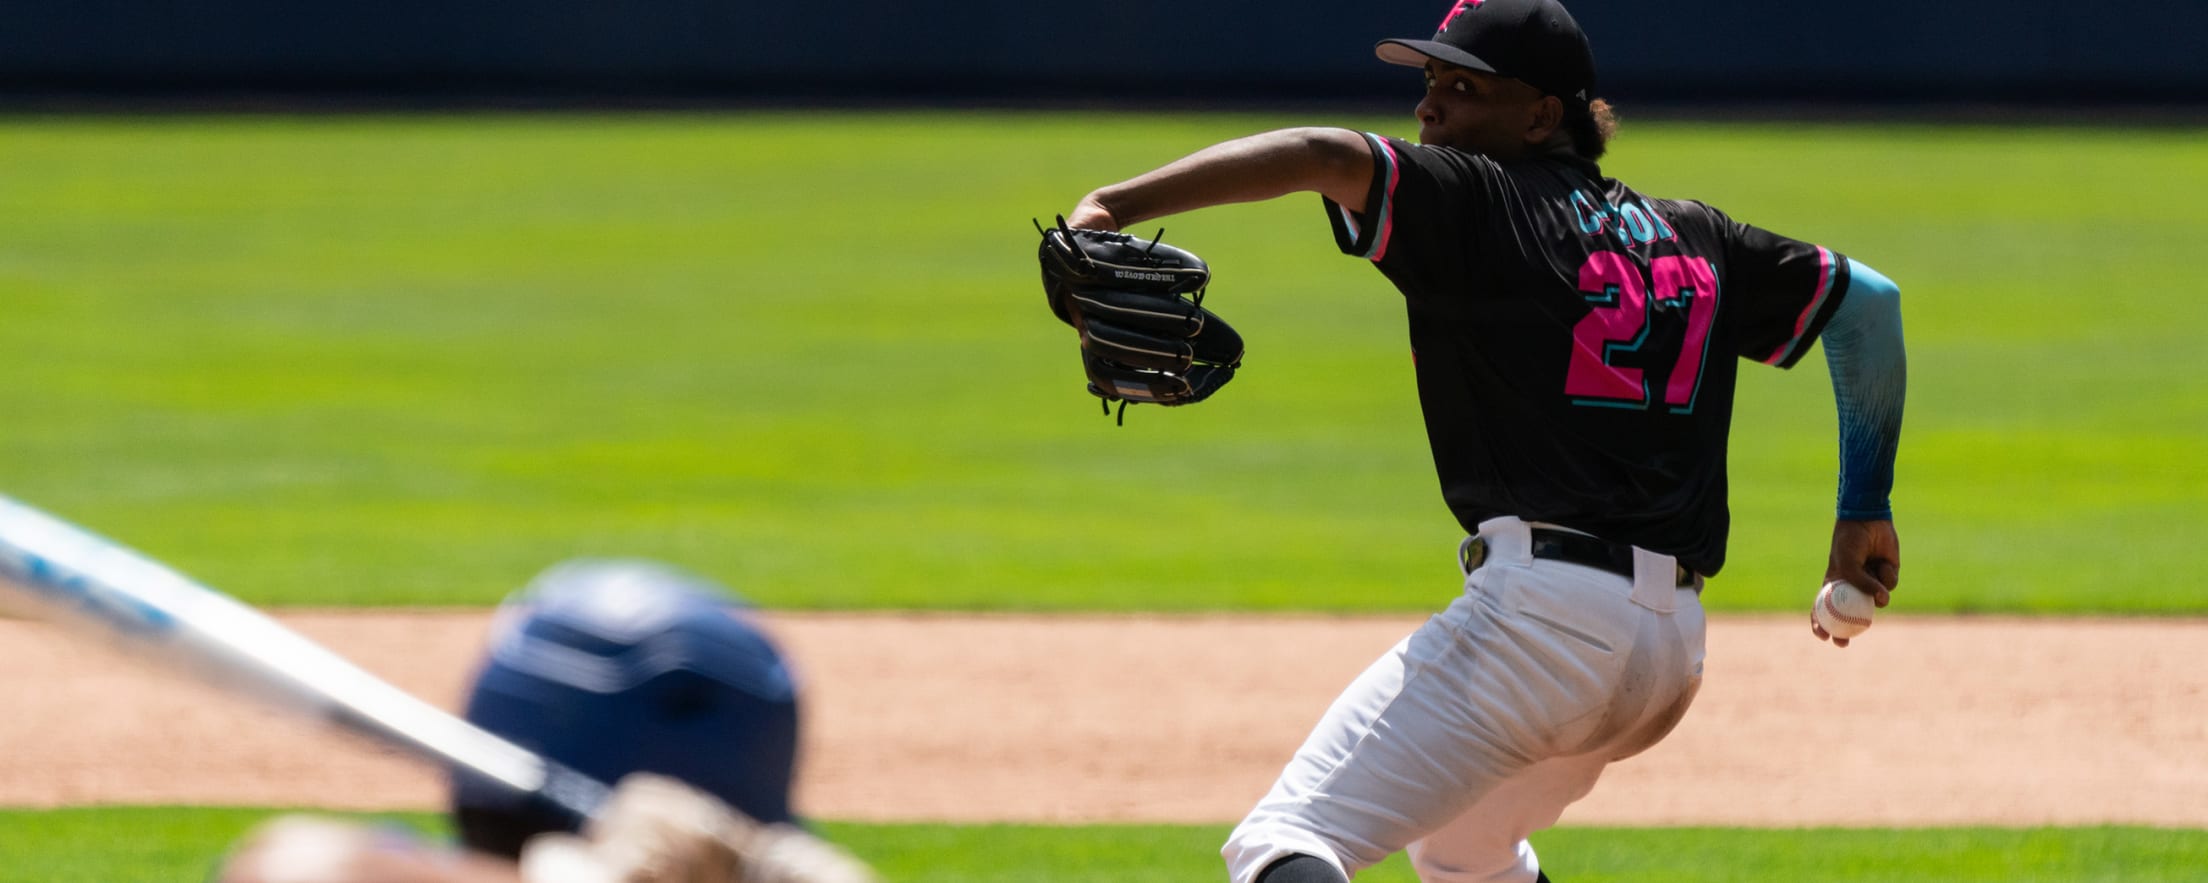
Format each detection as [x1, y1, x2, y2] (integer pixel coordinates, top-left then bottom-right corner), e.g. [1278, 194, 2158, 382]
[450, 559, 801, 858]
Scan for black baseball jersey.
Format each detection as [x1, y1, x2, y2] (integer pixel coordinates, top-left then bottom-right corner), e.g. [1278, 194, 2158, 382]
[1323, 132, 1851, 576]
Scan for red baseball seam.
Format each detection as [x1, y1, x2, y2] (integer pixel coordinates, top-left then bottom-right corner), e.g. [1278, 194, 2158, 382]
[1821, 589, 1873, 627]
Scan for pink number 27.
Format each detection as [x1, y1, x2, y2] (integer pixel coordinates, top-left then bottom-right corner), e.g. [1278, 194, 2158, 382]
[1564, 253, 1718, 412]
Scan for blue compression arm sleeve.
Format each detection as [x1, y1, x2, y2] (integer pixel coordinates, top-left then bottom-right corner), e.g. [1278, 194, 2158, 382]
[1821, 260, 1907, 520]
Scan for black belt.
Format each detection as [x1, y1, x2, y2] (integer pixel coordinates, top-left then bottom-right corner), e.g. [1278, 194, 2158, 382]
[1463, 528, 1698, 587]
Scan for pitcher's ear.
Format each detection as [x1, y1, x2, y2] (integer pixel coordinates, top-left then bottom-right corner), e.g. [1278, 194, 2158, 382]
[1525, 95, 1565, 144]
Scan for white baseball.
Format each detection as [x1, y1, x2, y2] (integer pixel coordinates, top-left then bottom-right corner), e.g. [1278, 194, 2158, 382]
[1813, 579, 1876, 639]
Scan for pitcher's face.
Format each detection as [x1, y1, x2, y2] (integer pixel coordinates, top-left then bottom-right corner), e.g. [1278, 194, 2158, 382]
[1415, 62, 1548, 159]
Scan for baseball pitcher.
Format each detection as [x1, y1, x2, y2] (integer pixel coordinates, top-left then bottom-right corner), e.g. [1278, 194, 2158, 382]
[1036, 1, 1907, 881]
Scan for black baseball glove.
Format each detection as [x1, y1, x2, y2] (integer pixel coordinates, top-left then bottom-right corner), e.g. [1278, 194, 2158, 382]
[1035, 216, 1243, 421]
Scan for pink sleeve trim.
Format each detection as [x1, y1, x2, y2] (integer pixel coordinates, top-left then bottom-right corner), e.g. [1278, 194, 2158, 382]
[1367, 135, 1402, 263]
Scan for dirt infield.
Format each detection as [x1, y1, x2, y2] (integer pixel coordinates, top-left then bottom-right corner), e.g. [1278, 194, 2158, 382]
[2, 612, 2203, 827]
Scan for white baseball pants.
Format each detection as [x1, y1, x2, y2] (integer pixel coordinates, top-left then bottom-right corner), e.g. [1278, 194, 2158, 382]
[1223, 516, 1707, 883]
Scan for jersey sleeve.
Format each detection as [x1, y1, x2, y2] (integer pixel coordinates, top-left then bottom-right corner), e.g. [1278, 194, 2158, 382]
[1321, 133, 1492, 271]
[1710, 207, 1853, 369]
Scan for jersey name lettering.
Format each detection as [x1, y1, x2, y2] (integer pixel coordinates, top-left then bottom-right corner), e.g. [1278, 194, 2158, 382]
[1570, 190, 1677, 249]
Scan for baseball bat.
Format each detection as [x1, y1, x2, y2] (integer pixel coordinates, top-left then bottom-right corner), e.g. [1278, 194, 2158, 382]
[0, 493, 608, 826]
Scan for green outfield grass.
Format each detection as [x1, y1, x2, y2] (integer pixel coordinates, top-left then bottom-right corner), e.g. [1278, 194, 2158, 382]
[0, 114, 2200, 612]
[2, 808, 2204, 882]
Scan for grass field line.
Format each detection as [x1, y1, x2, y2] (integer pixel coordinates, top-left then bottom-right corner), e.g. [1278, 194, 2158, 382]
[3, 117, 2205, 615]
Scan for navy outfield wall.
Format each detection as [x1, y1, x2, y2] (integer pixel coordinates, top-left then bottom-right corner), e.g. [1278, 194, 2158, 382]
[3, 0, 2203, 105]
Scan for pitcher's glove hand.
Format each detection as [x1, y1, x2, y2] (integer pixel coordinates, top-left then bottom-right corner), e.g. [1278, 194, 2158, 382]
[1036, 217, 1243, 420]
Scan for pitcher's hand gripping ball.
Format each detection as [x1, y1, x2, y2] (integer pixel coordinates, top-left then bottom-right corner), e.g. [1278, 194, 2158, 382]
[1813, 579, 1877, 641]
[1036, 217, 1243, 420]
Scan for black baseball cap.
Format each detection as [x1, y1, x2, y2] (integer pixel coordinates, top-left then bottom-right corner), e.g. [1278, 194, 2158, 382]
[1376, 0, 1596, 108]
